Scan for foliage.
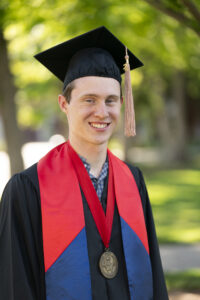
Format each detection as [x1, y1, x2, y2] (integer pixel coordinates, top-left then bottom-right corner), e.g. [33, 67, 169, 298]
[143, 0, 200, 37]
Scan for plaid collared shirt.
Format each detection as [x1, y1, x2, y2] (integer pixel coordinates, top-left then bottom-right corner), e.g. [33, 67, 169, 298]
[80, 156, 108, 202]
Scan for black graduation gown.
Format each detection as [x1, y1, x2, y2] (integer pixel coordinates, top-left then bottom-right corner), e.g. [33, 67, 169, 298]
[0, 163, 169, 300]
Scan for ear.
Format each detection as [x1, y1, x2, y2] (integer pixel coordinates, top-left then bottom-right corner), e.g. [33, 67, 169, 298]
[58, 94, 68, 113]
[120, 96, 124, 104]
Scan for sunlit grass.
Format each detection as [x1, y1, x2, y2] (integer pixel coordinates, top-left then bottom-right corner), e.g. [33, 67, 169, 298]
[143, 169, 200, 244]
[165, 269, 200, 292]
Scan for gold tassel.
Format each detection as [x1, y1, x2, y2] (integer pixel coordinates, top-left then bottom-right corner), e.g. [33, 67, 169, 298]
[123, 46, 136, 137]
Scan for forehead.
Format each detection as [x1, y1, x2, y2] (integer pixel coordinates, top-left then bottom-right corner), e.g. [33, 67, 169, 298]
[71, 76, 121, 98]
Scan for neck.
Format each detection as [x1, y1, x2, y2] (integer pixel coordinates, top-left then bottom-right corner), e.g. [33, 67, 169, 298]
[69, 138, 107, 178]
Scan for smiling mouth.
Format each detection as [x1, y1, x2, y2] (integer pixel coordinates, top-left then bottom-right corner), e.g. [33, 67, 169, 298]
[89, 122, 111, 129]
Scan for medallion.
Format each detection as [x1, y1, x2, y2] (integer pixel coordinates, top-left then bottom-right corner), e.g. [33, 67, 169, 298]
[99, 250, 118, 279]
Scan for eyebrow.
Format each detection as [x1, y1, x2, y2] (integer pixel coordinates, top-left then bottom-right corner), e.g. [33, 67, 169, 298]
[80, 93, 120, 99]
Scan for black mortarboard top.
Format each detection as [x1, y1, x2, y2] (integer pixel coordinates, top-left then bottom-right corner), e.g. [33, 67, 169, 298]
[34, 26, 143, 91]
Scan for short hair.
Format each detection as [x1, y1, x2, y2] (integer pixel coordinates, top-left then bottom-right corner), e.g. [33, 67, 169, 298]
[62, 81, 76, 103]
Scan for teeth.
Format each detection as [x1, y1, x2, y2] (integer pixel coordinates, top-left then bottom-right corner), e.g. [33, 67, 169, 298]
[90, 123, 108, 128]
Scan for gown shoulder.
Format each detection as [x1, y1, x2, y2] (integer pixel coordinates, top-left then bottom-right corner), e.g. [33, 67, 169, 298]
[0, 163, 46, 300]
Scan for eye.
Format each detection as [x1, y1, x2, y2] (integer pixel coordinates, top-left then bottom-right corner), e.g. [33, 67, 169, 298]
[106, 99, 115, 104]
[85, 99, 95, 103]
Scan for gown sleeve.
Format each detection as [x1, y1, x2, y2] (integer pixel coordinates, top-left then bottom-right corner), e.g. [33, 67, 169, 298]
[126, 164, 169, 300]
[0, 171, 46, 300]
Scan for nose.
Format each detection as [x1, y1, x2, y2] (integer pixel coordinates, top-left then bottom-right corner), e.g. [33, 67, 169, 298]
[93, 102, 109, 118]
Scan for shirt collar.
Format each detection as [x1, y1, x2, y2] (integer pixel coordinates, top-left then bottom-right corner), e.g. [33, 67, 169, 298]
[79, 155, 108, 181]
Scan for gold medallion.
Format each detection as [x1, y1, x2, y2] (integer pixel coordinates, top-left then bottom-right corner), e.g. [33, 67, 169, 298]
[99, 250, 118, 279]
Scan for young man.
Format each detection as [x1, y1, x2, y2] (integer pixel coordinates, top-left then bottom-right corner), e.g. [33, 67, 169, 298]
[0, 26, 169, 300]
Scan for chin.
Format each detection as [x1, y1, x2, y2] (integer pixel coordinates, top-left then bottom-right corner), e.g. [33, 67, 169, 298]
[81, 130, 114, 146]
[92, 136, 111, 146]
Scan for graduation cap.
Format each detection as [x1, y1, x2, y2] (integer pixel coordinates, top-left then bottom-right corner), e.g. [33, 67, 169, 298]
[34, 26, 143, 136]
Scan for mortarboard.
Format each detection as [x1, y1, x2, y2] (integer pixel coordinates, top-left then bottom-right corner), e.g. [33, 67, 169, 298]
[34, 26, 143, 136]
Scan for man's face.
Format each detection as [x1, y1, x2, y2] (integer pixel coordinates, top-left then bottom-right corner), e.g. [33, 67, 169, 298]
[59, 76, 122, 148]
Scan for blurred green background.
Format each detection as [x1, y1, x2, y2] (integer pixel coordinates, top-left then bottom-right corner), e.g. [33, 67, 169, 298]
[0, 0, 200, 296]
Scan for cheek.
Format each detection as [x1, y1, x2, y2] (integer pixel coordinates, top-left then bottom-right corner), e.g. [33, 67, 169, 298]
[66, 109, 77, 126]
[67, 107, 91, 125]
[111, 107, 121, 120]
[79, 107, 95, 119]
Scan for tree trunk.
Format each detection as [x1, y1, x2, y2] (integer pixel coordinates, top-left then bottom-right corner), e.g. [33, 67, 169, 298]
[171, 70, 188, 161]
[154, 77, 175, 161]
[155, 70, 188, 162]
[0, 28, 24, 175]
